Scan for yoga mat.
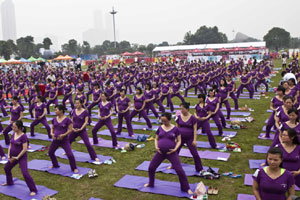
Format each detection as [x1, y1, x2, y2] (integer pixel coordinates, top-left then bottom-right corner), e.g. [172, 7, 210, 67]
[47, 112, 57, 116]
[55, 148, 112, 165]
[90, 114, 116, 120]
[23, 115, 53, 121]
[226, 118, 246, 122]
[244, 174, 300, 190]
[249, 159, 265, 169]
[77, 138, 136, 149]
[135, 161, 219, 177]
[258, 133, 275, 140]
[221, 111, 251, 116]
[114, 175, 197, 198]
[209, 123, 231, 128]
[0, 174, 57, 200]
[113, 124, 158, 130]
[28, 159, 91, 179]
[262, 126, 275, 132]
[0, 140, 44, 152]
[89, 198, 103, 200]
[237, 194, 255, 200]
[196, 141, 226, 149]
[197, 130, 237, 137]
[179, 149, 230, 161]
[267, 109, 273, 113]
[239, 96, 260, 100]
[27, 132, 52, 142]
[98, 129, 150, 140]
[253, 145, 269, 154]
[132, 118, 159, 123]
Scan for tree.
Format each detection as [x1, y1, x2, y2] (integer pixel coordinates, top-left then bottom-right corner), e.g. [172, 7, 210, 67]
[290, 37, 300, 49]
[183, 26, 228, 44]
[16, 36, 37, 58]
[43, 37, 52, 49]
[62, 39, 81, 55]
[146, 43, 156, 55]
[158, 41, 169, 46]
[82, 41, 91, 55]
[138, 45, 147, 53]
[263, 27, 291, 51]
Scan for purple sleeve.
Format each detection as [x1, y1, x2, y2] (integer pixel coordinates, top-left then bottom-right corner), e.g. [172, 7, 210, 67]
[20, 134, 28, 144]
[287, 171, 295, 189]
[84, 110, 89, 119]
[52, 119, 55, 125]
[66, 118, 72, 126]
[191, 115, 197, 125]
[108, 102, 113, 110]
[155, 127, 160, 135]
[174, 127, 180, 137]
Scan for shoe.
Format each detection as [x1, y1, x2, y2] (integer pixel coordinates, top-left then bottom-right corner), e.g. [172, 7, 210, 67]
[92, 169, 98, 177]
[222, 172, 232, 176]
[88, 170, 94, 178]
[212, 187, 219, 195]
[207, 186, 213, 195]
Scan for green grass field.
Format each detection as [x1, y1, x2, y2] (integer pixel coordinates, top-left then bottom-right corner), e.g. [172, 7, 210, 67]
[0, 59, 298, 200]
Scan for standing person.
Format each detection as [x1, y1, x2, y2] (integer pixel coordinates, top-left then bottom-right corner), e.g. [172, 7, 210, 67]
[226, 75, 238, 110]
[252, 147, 295, 200]
[19, 78, 28, 103]
[144, 83, 159, 122]
[175, 102, 203, 172]
[76, 55, 82, 71]
[0, 85, 8, 117]
[62, 79, 74, 110]
[48, 105, 78, 173]
[255, 67, 269, 92]
[105, 81, 117, 112]
[5, 77, 12, 100]
[152, 83, 165, 113]
[144, 112, 193, 195]
[87, 84, 102, 119]
[116, 89, 134, 137]
[130, 87, 152, 130]
[264, 86, 285, 138]
[2, 120, 37, 196]
[30, 96, 51, 138]
[3, 96, 23, 145]
[91, 93, 118, 148]
[184, 71, 199, 97]
[236, 69, 254, 99]
[46, 81, 58, 114]
[69, 99, 99, 161]
[171, 78, 185, 104]
[218, 79, 231, 120]
[160, 78, 174, 113]
[195, 94, 218, 148]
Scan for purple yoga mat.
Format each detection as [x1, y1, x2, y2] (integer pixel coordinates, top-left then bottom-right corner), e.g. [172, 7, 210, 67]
[209, 122, 231, 128]
[226, 118, 246, 122]
[23, 115, 53, 121]
[55, 148, 112, 165]
[179, 148, 230, 161]
[237, 194, 255, 200]
[249, 159, 265, 169]
[90, 114, 116, 120]
[258, 133, 275, 140]
[253, 145, 269, 154]
[221, 111, 251, 116]
[98, 129, 150, 140]
[244, 174, 300, 190]
[0, 174, 57, 200]
[0, 140, 44, 152]
[113, 124, 158, 130]
[196, 141, 226, 149]
[135, 161, 219, 177]
[267, 109, 272, 113]
[197, 130, 237, 137]
[28, 159, 91, 179]
[47, 112, 57, 116]
[114, 175, 198, 198]
[262, 126, 275, 132]
[77, 138, 136, 148]
[27, 132, 52, 142]
[132, 118, 159, 123]
[239, 96, 260, 100]
[89, 198, 103, 200]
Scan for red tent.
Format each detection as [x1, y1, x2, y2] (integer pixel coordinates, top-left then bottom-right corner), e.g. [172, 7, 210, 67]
[121, 52, 134, 56]
[203, 48, 215, 53]
[244, 46, 258, 51]
[190, 49, 202, 53]
[133, 51, 145, 56]
[217, 47, 227, 52]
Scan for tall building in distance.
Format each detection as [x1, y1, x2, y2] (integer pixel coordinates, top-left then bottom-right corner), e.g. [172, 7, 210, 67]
[1, 0, 17, 41]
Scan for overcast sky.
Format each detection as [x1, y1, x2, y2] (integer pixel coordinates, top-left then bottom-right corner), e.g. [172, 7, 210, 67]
[9, 0, 300, 46]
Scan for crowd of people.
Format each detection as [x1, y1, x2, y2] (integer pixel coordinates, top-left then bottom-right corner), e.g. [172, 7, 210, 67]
[0, 56, 298, 199]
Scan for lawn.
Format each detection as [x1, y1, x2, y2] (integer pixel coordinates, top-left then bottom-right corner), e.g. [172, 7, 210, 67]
[0, 59, 297, 200]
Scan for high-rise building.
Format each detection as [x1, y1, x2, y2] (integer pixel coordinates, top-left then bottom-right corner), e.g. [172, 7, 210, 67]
[1, 0, 17, 41]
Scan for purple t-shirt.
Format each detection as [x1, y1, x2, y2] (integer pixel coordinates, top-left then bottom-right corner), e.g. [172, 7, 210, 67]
[9, 133, 28, 157]
[72, 109, 88, 129]
[93, 89, 102, 102]
[156, 126, 180, 154]
[34, 103, 46, 118]
[206, 97, 219, 112]
[52, 117, 72, 137]
[10, 106, 22, 121]
[161, 83, 170, 94]
[134, 95, 145, 110]
[49, 87, 57, 98]
[117, 97, 130, 112]
[99, 102, 112, 117]
[176, 115, 197, 139]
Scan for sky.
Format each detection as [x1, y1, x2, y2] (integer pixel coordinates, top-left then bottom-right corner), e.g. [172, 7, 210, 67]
[5, 0, 300, 47]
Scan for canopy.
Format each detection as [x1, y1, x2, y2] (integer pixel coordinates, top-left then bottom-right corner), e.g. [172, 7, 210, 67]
[54, 55, 65, 60]
[217, 47, 227, 52]
[20, 58, 29, 63]
[121, 52, 133, 56]
[36, 57, 45, 62]
[28, 56, 37, 62]
[190, 49, 202, 53]
[5, 58, 22, 64]
[0, 58, 7, 63]
[133, 51, 144, 56]
[63, 55, 74, 60]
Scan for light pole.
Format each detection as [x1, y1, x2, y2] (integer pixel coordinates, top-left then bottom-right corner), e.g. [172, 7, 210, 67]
[110, 7, 117, 48]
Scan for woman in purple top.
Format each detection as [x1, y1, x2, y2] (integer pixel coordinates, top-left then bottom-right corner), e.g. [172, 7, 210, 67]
[12, 84, 24, 111]
[152, 83, 165, 113]
[226, 74, 239, 110]
[255, 67, 269, 92]
[48, 105, 78, 173]
[5, 77, 12, 100]
[130, 87, 152, 130]
[116, 89, 134, 137]
[30, 96, 51, 138]
[175, 102, 203, 172]
[274, 96, 294, 133]
[253, 147, 295, 200]
[195, 94, 218, 148]
[44, 78, 52, 101]
[144, 112, 193, 195]
[0, 85, 8, 117]
[206, 89, 224, 136]
[105, 81, 116, 112]
[91, 93, 118, 147]
[282, 81, 294, 97]
[184, 71, 199, 97]
[114, 76, 123, 99]
[75, 88, 87, 106]
[171, 78, 185, 104]
[2, 121, 37, 196]
[144, 83, 159, 120]
[264, 86, 285, 138]
[69, 99, 99, 161]
[160, 78, 174, 112]
[57, 75, 64, 94]
[218, 79, 231, 120]
[19, 78, 28, 102]
[76, 78, 84, 92]
[86, 76, 97, 101]
[236, 69, 254, 99]
[276, 128, 300, 188]
[87, 83, 102, 120]
[3, 96, 23, 145]
[46, 81, 58, 114]
[62, 79, 74, 110]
